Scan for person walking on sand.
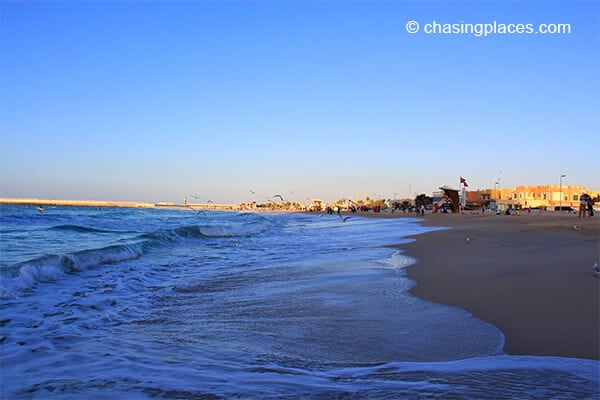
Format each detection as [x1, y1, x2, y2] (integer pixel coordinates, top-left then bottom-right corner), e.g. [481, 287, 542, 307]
[587, 196, 594, 217]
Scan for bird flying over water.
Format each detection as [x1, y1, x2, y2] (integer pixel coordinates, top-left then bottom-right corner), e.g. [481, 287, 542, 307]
[338, 214, 351, 223]
[185, 205, 205, 215]
[274, 195, 284, 202]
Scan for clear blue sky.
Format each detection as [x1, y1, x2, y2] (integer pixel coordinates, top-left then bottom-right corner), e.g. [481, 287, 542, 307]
[1, 0, 598, 204]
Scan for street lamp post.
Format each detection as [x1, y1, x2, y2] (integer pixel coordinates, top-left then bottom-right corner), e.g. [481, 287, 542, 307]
[498, 170, 502, 191]
[559, 174, 566, 210]
[497, 170, 502, 199]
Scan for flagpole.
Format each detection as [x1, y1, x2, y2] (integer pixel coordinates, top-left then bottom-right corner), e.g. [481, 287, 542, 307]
[460, 177, 467, 212]
[460, 176, 465, 214]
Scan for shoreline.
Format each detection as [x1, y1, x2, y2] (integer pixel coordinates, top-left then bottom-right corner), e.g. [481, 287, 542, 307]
[390, 212, 599, 360]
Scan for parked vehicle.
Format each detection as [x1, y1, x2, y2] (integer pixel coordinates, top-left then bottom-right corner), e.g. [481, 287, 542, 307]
[554, 206, 574, 212]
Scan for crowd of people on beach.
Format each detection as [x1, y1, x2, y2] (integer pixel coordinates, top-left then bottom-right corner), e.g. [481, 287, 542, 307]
[325, 205, 386, 215]
[318, 196, 596, 219]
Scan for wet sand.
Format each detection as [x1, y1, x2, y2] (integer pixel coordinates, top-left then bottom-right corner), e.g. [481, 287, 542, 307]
[383, 211, 599, 360]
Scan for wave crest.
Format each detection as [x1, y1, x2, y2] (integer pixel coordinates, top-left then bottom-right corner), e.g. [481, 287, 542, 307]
[1, 212, 274, 299]
[50, 224, 134, 234]
[0, 243, 144, 299]
[143, 217, 272, 242]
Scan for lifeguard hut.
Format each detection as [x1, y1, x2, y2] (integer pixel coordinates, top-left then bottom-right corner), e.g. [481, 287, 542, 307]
[432, 186, 460, 213]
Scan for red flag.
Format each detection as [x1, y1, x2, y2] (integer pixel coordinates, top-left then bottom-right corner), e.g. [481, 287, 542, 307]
[460, 177, 469, 187]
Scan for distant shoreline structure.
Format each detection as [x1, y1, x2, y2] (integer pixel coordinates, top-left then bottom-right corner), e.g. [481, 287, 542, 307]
[0, 198, 252, 211]
[0, 197, 158, 209]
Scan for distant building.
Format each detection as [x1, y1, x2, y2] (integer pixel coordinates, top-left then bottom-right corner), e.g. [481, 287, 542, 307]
[187, 202, 238, 211]
[468, 185, 599, 210]
[307, 199, 324, 211]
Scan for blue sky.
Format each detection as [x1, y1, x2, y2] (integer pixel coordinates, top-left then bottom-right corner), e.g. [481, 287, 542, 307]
[1, 0, 598, 204]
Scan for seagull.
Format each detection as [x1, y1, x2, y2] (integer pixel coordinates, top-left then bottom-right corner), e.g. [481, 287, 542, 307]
[185, 205, 205, 215]
[338, 214, 351, 223]
[573, 225, 582, 231]
[466, 237, 474, 243]
[593, 262, 600, 275]
[274, 194, 284, 202]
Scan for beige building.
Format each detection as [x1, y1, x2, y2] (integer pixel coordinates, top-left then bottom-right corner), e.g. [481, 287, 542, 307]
[476, 185, 599, 209]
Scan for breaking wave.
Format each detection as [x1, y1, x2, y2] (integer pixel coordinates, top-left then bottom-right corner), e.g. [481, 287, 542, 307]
[0, 243, 145, 299]
[0, 213, 273, 299]
[142, 215, 273, 242]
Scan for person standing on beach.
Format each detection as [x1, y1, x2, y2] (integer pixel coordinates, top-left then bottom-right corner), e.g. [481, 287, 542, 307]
[579, 194, 588, 218]
[587, 196, 594, 217]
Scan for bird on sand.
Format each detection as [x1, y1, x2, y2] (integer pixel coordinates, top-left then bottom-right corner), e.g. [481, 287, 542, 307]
[466, 237, 474, 243]
[593, 262, 600, 277]
[573, 225, 582, 231]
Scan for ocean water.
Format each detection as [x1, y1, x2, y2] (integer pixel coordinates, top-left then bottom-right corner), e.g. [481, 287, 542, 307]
[0, 205, 598, 399]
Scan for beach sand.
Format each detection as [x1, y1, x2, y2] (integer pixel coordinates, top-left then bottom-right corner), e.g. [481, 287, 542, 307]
[377, 211, 599, 360]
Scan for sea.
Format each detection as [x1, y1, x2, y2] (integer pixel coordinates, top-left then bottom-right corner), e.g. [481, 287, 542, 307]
[0, 205, 598, 399]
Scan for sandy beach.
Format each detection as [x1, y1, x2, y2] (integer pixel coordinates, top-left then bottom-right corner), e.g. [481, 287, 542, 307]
[375, 211, 600, 360]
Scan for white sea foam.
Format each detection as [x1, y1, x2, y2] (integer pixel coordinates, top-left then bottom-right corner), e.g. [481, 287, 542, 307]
[378, 249, 417, 270]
